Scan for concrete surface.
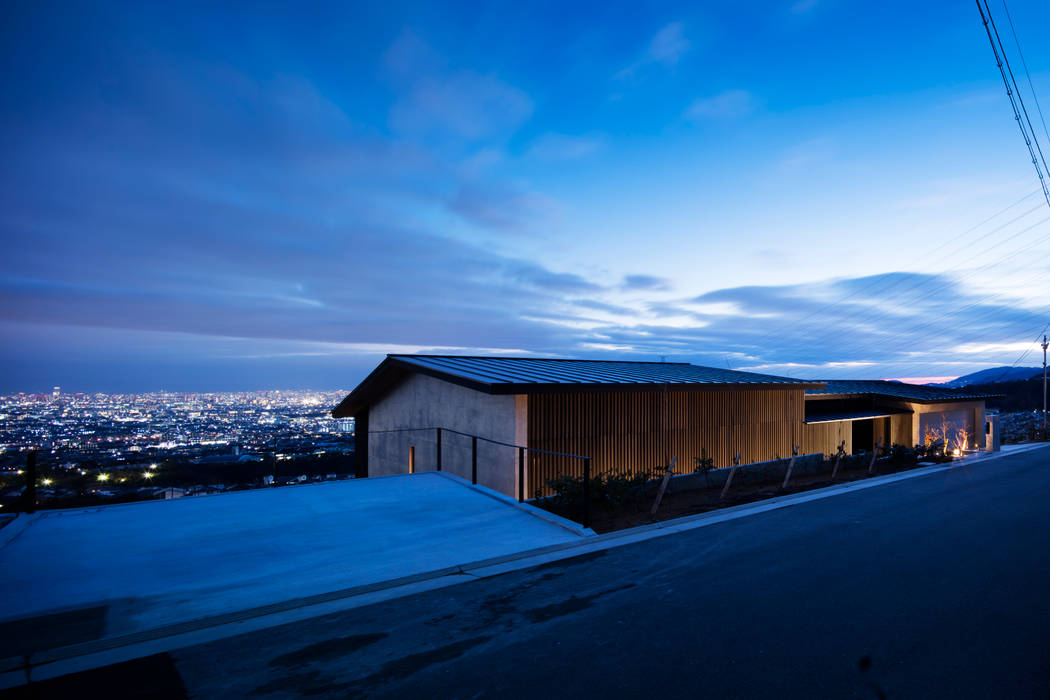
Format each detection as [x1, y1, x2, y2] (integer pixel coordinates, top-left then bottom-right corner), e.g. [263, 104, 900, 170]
[0, 472, 585, 653]
[141, 442, 1050, 699]
[2, 444, 1045, 694]
[368, 373, 525, 497]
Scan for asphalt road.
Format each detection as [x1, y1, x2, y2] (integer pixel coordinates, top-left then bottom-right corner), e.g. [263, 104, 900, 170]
[17, 447, 1050, 698]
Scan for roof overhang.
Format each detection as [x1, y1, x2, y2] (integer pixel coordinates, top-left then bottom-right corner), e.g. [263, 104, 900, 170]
[805, 392, 1003, 405]
[804, 407, 912, 424]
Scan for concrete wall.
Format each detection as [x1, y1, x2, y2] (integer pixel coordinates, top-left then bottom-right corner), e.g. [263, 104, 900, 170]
[901, 401, 984, 449]
[367, 373, 526, 497]
[985, 414, 1001, 452]
[653, 453, 826, 493]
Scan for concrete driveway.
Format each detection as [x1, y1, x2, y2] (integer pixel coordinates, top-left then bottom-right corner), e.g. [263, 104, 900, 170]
[0, 472, 586, 658]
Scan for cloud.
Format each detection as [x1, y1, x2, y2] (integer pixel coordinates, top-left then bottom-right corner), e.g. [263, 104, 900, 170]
[526, 133, 602, 161]
[647, 22, 690, 67]
[2, 11, 1043, 391]
[790, 0, 819, 14]
[383, 28, 444, 78]
[389, 71, 533, 141]
[616, 22, 691, 79]
[778, 137, 835, 170]
[622, 274, 671, 291]
[383, 29, 532, 142]
[684, 90, 757, 120]
[447, 184, 559, 232]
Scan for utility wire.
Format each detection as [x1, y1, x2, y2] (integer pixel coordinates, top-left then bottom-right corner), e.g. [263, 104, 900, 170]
[827, 251, 1050, 379]
[978, 0, 1050, 207]
[986, 1, 1050, 179]
[1001, 0, 1050, 145]
[796, 0, 1050, 357]
[789, 190, 1040, 328]
[841, 3, 1050, 380]
[792, 222, 1050, 377]
[823, 226, 1050, 362]
[989, 319, 1050, 382]
[797, 214, 1050, 351]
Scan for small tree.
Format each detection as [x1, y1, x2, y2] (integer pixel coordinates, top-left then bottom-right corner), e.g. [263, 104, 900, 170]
[694, 448, 715, 488]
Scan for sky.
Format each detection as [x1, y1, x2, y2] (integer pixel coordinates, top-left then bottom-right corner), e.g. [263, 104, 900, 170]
[2, 0, 1049, 393]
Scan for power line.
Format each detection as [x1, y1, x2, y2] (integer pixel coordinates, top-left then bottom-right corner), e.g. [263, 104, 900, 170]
[796, 214, 1050, 352]
[1001, 0, 1050, 145]
[977, 0, 1050, 207]
[989, 319, 1050, 383]
[789, 190, 1040, 328]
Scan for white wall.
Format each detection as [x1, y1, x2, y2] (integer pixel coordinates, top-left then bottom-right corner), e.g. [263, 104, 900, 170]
[367, 373, 526, 497]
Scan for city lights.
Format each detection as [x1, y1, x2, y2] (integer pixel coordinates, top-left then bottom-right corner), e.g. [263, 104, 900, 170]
[0, 390, 353, 508]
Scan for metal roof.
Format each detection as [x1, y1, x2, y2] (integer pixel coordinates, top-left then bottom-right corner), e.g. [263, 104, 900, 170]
[806, 380, 1002, 403]
[392, 355, 820, 387]
[332, 355, 825, 417]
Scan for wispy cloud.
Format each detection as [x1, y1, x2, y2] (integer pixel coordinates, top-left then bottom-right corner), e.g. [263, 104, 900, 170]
[684, 89, 757, 120]
[616, 22, 691, 79]
[389, 72, 533, 141]
[622, 274, 671, 292]
[384, 29, 533, 142]
[778, 137, 835, 170]
[447, 184, 560, 233]
[790, 0, 820, 14]
[647, 22, 691, 66]
[526, 133, 602, 161]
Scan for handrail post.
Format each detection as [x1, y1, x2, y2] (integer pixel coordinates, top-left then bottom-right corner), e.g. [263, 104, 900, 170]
[436, 428, 442, 471]
[518, 447, 525, 502]
[582, 457, 591, 529]
[471, 436, 478, 485]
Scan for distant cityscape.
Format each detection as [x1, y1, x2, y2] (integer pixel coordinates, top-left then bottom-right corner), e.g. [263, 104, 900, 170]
[0, 389, 354, 510]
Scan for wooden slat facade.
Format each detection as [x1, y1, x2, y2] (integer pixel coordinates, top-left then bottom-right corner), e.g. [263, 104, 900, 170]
[801, 420, 853, 456]
[526, 388, 808, 497]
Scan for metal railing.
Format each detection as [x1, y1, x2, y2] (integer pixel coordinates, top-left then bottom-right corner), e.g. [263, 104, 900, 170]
[368, 426, 594, 527]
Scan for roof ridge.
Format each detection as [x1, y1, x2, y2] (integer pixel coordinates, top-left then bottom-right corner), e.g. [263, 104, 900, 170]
[387, 354, 693, 365]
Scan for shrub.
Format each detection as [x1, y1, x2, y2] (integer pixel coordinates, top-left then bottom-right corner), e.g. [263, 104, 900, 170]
[887, 443, 918, 466]
[694, 449, 714, 473]
[541, 469, 652, 511]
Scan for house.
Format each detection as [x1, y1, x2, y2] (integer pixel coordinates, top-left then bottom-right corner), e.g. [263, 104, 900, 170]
[803, 380, 994, 456]
[332, 355, 998, 499]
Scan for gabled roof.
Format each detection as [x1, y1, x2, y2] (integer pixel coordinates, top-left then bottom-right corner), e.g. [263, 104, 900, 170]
[332, 355, 825, 417]
[806, 380, 1002, 403]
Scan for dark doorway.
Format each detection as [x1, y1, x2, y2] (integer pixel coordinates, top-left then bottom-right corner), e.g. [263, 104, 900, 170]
[852, 419, 873, 454]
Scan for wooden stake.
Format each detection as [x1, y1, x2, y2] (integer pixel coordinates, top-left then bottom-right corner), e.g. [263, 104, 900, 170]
[649, 456, 676, 517]
[781, 444, 800, 489]
[831, 440, 845, 479]
[868, 437, 883, 474]
[720, 453, 741, 501]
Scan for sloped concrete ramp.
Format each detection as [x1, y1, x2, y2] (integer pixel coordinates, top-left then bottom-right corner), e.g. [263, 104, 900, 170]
[0, 472, 586, 659]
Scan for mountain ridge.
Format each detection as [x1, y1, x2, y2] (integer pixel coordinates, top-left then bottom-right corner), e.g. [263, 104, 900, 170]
[932, 366, 1042, 388]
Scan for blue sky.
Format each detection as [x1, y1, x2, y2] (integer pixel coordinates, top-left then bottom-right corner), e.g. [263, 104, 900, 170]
[2, 0, 1049, 392]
